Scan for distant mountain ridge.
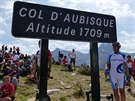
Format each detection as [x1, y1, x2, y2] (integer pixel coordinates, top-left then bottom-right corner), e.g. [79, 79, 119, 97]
[51, 43, 135, 69]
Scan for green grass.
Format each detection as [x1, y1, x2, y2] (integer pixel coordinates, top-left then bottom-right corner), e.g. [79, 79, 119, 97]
[15, 64, 135, 101]
[15, 77, 36, 101]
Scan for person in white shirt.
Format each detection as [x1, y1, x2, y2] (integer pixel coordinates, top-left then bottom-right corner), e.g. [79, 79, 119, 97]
[68, 49, 76, 70]
[13, 53, 19, 65]
[106, 42, 129, 101]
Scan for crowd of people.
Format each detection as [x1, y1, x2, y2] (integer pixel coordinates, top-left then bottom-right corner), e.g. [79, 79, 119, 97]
[0, 45, 35, 100]
[0, 42, 77, 100]
[1, 42, 135, 101]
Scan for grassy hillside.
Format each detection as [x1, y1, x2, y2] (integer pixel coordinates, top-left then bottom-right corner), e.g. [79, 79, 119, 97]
[15, 64, 135, 101]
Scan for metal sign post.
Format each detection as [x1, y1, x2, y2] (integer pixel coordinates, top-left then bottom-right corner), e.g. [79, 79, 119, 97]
[90, 42, 100, 101]
[39, 39, 49, 101]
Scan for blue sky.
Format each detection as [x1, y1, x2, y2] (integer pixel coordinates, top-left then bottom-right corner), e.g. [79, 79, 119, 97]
[0, 0, 135, 55]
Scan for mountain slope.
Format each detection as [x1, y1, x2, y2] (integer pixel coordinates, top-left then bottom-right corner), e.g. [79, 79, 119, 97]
[51, 43, 135, 69]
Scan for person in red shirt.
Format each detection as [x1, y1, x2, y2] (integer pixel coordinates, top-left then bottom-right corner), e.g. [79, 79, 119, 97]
[132, 59, 135, 81]
[0, 76, 15, 101]
[47, 50, 53, 79]
[36, 40, 53, 79]
[63, 56, 68, 66]
[62, 56, 68, 70]
[126, 55, 134, 91]
[35, 40, 52, 100]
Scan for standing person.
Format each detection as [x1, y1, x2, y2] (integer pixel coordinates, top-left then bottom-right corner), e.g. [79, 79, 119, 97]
[126, 55, 134, 91]
[13, 52, 19, 66]
[47, 50, 53, 79]
[104, 64, 110, 81]
[68, 49, 76, 70]
[35, 40, 52, 100]
[16, 47, 20, 55]
[0, 76, 15, 101]
[13, 46, 16, 55]
[36, 40, 53, 80]
[132, 59, 135, 81]
[58, 51, 63, 64]
[106, 42, 129, 101]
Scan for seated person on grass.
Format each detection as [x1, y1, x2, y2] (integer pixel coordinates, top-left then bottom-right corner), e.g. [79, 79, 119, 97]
[0, 55, 5, 72]
[61, 56, 68, 71]
[7, 64, 19, 91]
[27, 55, 37, 81]
[0, 75, 15, 101]
[61, 56, 73, 72]
[0, 60, 12, 77]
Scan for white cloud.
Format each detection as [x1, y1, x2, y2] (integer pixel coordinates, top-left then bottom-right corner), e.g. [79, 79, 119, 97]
[0, 30, 6, 36]
[118, 31, 135, 49]
[15, 38, 39, 54]
[0, 0, 36, 15]
[49, 0, 95, 9]
[97, 0, 135, 18]
[120, 31, 135, 37]
[121, 39, 135, 53]
[49, 40, 89, 53]
[0, 17, 7, 26]
[50, 0, 94, 4]
[49, 0, 135, 18]
[0, 0, 14, 10]
[0, 0, 135, 54]
[19, 38, 39, 43]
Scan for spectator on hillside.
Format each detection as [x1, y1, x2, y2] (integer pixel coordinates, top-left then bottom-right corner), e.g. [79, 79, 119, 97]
[4, 52, 11, 63]
[17, 59, 24, 75]
[104, 64, 110, 81]
[9, 47, 12, 53]
[5, 46, 8, 53]
[35, 40, 53, 100]
[36, 40, 53, 79]
[0, 55, 5, 72]
[8, 64, 19, 91]
[68, 49, 76, 70]
[61, 55, 73, 71]
[126, 55, 134, 91]
[58, 51, 63, 64]
[13, 46, 16, 55]
[24, 54, 28, 62]
[2, 45, 4, 53]
[63, 56, 68, 66]
[132, 59, 135, 81]
[0, 60, 12, 77]
[13, 53, 19, 66]
[19, 59, 31, 77]
[0, 75, 15, 101]
[16, 47, 20, 55]
[27, 54, 37, 81]
[61, 56, 68, 70]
